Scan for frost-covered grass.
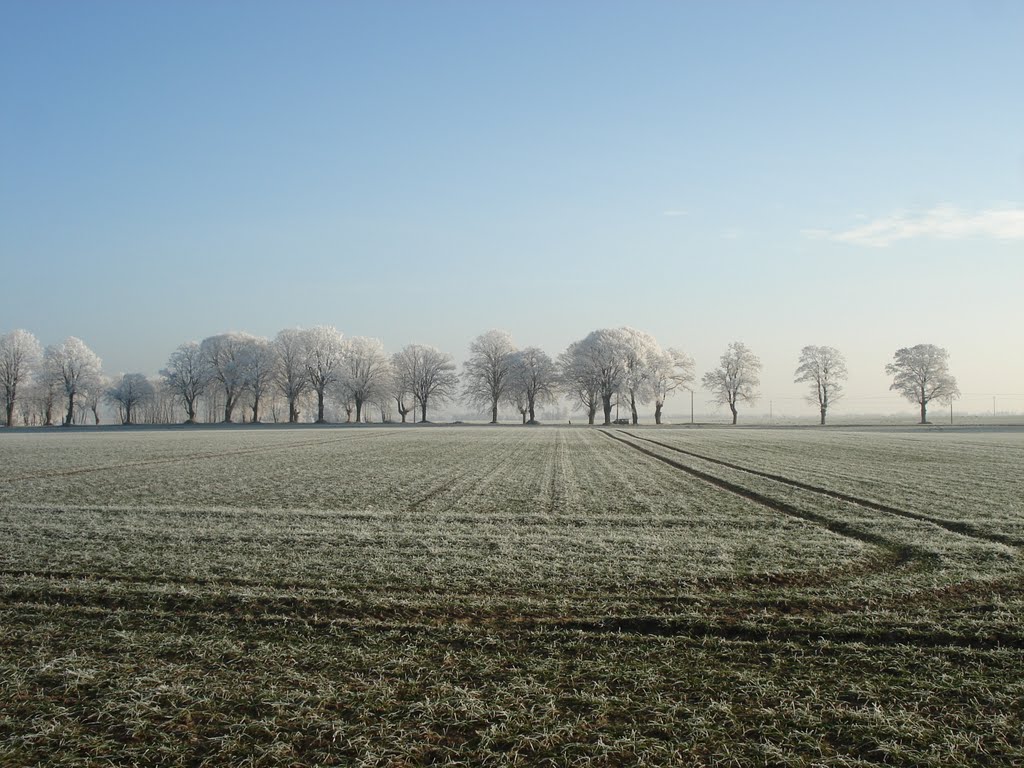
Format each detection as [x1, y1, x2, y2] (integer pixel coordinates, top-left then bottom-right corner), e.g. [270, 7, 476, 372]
[1, 425, 1022, 766]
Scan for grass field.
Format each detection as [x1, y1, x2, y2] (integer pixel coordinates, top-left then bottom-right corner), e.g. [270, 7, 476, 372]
[1, 425, 1022, 766]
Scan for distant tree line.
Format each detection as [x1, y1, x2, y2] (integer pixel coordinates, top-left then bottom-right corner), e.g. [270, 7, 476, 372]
[0, 326, 959, 428]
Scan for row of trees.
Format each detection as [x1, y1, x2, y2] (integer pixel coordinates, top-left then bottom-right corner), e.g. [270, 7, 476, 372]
[1, 326, 960, 427]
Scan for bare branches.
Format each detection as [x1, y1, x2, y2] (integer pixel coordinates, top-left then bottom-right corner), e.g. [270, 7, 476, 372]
[794, 345, 848, 425]
[886, 344, 959, 424]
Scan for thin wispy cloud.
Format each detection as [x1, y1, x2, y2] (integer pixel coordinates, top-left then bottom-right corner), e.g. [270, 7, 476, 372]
[662, 209, 689, 218]
[804, 205, 1024, 247]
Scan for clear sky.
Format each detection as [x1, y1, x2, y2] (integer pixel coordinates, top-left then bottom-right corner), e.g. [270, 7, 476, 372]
[2, 1, 1022, 418]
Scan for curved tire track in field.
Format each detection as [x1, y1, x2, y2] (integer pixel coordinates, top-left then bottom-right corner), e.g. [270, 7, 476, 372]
[619, 430, 1020, 548]
[598, 430, 926, 564]
[0, 431, 398, 485]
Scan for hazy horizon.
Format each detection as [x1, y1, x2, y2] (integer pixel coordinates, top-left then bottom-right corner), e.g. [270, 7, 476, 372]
[3, 2, 1023, 418]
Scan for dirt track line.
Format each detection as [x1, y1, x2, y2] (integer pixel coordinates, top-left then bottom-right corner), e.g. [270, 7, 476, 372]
[0, 431, 396, 484]
[598, 430, 923, 563]
[5, 597, 1021, 651]
[621, 430, 1020, 548]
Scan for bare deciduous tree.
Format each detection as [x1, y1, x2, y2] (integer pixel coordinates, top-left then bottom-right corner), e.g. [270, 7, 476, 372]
[393, 344, 458, 423]
[651, 347, 695, 425]
[702, 341, 761, 425]
[507, 347, 559, 424]
[558, 340, 601, 425]
[43, 337, 103, 427]
[161, 342, 210, 423]
[201, 333, 252, 423]
[341, 336, 392, 423]
[885, 344, 959, 424]
[795, 345, 848, 425]
[239, 336, 277, 424]
[462, 330, 516, 424]
[389, 352, 415, 424]
[301, 326, 346, 424]
[1, 329, 42, 427]
[618, 327, 662, 425]
[274, 328, 309, 423]
[564, 329, 630, 425]
[105, 373, 155, 424]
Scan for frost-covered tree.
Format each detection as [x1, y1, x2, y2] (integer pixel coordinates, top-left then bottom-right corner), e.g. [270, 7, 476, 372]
[885, 344, 959, 424]
[795, 345, 848, 425]
[702, 341, 761, 425]
[462, 330, 516, 424]
[341, 336, 392, 423]
[389, 351, 416, 424]
[201, 333, 253, 423]
[22, 377, 61, 426]
[651, 348, 695, 425]
[618, 327, 663, 425]
[1, 329, 43, 427]
[105, 373, 155, 424]
[273, 328, 309, 423]
[238, 335, 277, 424]
[563, 329, 631, 425]
[161, 341, 210, 423]
[558, 340, 601, 425]
[302, 326, 346, 423]
[82, 374, 108, 425]
[507, 347, 559, 424]
[43, 337, 103, 427]
[393, 344, 458, 423]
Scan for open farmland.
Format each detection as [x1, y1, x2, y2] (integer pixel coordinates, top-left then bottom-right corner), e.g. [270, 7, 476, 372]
[1, 425, 1022, 766]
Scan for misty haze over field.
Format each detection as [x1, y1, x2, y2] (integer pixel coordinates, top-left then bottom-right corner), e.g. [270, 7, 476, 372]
[2, 2, 1023, 419]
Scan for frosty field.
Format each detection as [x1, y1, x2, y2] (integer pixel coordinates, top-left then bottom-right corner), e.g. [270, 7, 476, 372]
[1, 425, 1022, 766]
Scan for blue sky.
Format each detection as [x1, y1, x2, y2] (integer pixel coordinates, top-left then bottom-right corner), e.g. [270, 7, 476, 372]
[2, 1, 1022, 417]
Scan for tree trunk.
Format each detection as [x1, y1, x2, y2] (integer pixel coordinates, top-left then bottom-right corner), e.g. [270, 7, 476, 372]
[920, 401, 927, 424]
[355, 398, 363, 423]
[730, 403, 738, 425]
[64, 392, 75, 426]
[252, 395, 261, 424]
[124, 403, 132, 425]
[630, 394, 639, 425]
[528, 398, 536, 424]
[289, 399, 299, 423]
[602, 395, 613, 425]
[6, 400, 14, 428]
[224, 396, 235, 423]
[316, 390, 326, 423]
[491, 402, 498, 424]
[521, 411, 526, 424]
[820, 407, 826, 425]
[588, 404, 596, 425]
[654, 402, 663, 425]
[420, 401, 427, 423]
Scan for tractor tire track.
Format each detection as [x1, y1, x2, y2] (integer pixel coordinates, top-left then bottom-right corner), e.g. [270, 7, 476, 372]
[598, 430, 925, 564]
[4, 594, 1021, 651]
[620, 430, 1020, 548]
